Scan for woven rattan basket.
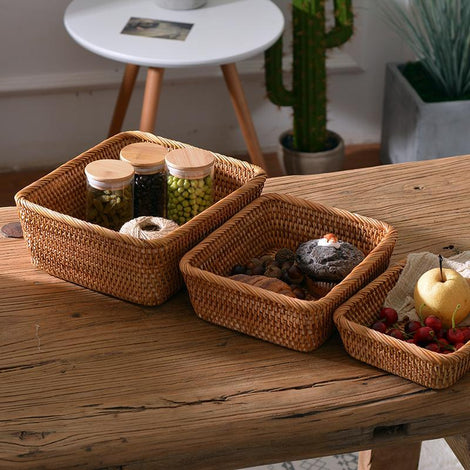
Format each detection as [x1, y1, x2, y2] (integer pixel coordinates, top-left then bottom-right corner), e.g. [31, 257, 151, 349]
[179, 194, 397, 352]
[15, 131, 266, 306]
[333, 262, 470, 389]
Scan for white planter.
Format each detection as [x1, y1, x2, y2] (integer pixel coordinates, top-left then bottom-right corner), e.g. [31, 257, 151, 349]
[381, 62, 470, 164]
[155, 0, 207, 9]
[281, 130, 345, 175]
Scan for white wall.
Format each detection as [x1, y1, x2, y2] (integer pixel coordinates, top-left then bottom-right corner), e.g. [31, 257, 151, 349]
[0, 0, 411, 172]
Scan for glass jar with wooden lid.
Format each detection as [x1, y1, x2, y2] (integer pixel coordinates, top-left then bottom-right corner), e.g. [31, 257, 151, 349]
[120, 142, 168, 218]
[85, 159, 134, 231]
[165, 148, 215, 224]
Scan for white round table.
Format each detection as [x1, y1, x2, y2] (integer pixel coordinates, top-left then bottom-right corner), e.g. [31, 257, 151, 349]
[64, 0, 284, 168]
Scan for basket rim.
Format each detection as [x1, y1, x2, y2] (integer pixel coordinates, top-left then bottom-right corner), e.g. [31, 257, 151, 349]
[180, 192, 398, 309]
[333, 259, 470, 365]
[14, 131, 267, 248]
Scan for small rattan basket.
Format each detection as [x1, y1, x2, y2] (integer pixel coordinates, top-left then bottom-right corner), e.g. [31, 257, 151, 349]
[15, 131, 266, 306]
[179, 194, 397, 352]
[333, 262, 470, 389]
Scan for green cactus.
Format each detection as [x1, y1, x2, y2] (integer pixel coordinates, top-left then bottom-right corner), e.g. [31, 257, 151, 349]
[265, 0, 353, 153]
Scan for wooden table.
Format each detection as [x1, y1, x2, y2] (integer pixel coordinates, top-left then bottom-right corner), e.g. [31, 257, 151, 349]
[2, 155, 470, 470]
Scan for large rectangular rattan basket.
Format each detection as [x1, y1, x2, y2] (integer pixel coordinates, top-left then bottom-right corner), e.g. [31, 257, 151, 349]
[15, 131, 266, 306]
[179, 194, 397, 352]
[333, 262, 470, 389]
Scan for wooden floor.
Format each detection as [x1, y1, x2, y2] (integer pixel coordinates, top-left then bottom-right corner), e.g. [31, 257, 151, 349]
[0, 144, 380, 208]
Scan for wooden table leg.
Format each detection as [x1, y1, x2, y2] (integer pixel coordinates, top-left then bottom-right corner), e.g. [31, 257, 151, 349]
[108, 63, 140, 137]
[445, 434, 470, 469]
[139, 67, 165, 133]
[220, 63, 266, 169]
[358, 442, 422, 470]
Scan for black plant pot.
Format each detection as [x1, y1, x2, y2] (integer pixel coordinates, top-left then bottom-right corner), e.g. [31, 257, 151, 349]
[280, 130, 345, 175]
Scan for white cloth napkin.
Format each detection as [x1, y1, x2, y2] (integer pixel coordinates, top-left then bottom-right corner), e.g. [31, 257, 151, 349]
[384, 252, 470, 326]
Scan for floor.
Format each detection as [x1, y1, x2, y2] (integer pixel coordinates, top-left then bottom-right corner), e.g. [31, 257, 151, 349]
[1, 144, 464, 469]
[243, 439, 464, 470]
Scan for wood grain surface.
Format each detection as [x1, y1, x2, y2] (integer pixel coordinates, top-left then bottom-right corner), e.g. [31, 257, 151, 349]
[1, 154, 470, 469]
[264, 155, 470, 263]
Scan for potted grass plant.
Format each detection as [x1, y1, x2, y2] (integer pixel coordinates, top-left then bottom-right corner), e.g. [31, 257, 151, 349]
[379, 0, 470, 164]
[264, 0, 354, 175]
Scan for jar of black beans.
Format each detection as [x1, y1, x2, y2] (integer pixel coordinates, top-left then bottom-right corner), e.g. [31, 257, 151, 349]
[85, 159, 134, 231]
[165, 148, 215, 225]
[120, 142, 168, 218]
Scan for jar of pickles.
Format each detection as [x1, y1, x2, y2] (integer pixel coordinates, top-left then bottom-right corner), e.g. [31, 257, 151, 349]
[85, 159, 134, 231]
[120, 142, 168, 218]
[165, 148, 215, 224]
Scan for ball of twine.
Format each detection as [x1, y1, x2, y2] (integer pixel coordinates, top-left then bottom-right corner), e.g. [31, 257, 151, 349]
[120, 216, 179, 240]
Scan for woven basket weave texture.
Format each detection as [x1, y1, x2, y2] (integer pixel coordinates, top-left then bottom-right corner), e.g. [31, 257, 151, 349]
[180, 194, 397, 352]
[334, 262, 470, 389]
[15, 131, 266, 305]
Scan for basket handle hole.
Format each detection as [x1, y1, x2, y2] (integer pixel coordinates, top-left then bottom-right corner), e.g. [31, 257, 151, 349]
[373, 423, 409, 439]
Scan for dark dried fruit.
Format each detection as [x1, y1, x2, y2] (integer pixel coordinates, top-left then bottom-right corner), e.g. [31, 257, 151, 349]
[275, 248, 295, 264]
[264, 265, 282, 279]
[231, 264, 246, 275]
[245, 258, 262, 271]
[251, 263, 265, 275]
[292, 287, 306, 299]
[259, 254, 275, 267]
[281, 271, 291, 284]
[286, 264, 305, 284]
[281, 260, 294, 271]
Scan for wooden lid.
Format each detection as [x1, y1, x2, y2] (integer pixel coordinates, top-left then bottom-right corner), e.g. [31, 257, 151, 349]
[85, 159, 134, 184]
[120, 142, 168, 169]
[165, 148, 215, 176]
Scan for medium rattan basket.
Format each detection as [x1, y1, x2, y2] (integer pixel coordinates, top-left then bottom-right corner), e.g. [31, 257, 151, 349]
[15, 132, 266, 306]
[179, 194, 397, 352]
[333, 262, 470, 389]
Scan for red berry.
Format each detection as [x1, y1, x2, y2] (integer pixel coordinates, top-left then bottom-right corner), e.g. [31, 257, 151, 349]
[371, 321, 387, 333]
[406, 338, 417, 344]
[436, 328, 447, 339]
[455, 342, 466, 350]
[425, 343, 440, 352]
[387, 328, 405, 340]
[414, 326, 435, 343]
[447, 328, 465, 344]
[379, 307, 398, 326]
[462, 327, 470, 342]
[437, 338, 450, 348]
[405, 320, 422, 334]
[424, 315, 443, 332]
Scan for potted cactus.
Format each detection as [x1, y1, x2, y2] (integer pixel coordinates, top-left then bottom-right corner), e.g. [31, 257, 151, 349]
[265, 0, 353, 175]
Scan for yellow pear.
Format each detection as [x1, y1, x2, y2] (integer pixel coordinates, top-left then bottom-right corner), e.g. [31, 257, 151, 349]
[414, 267, 470, 328]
